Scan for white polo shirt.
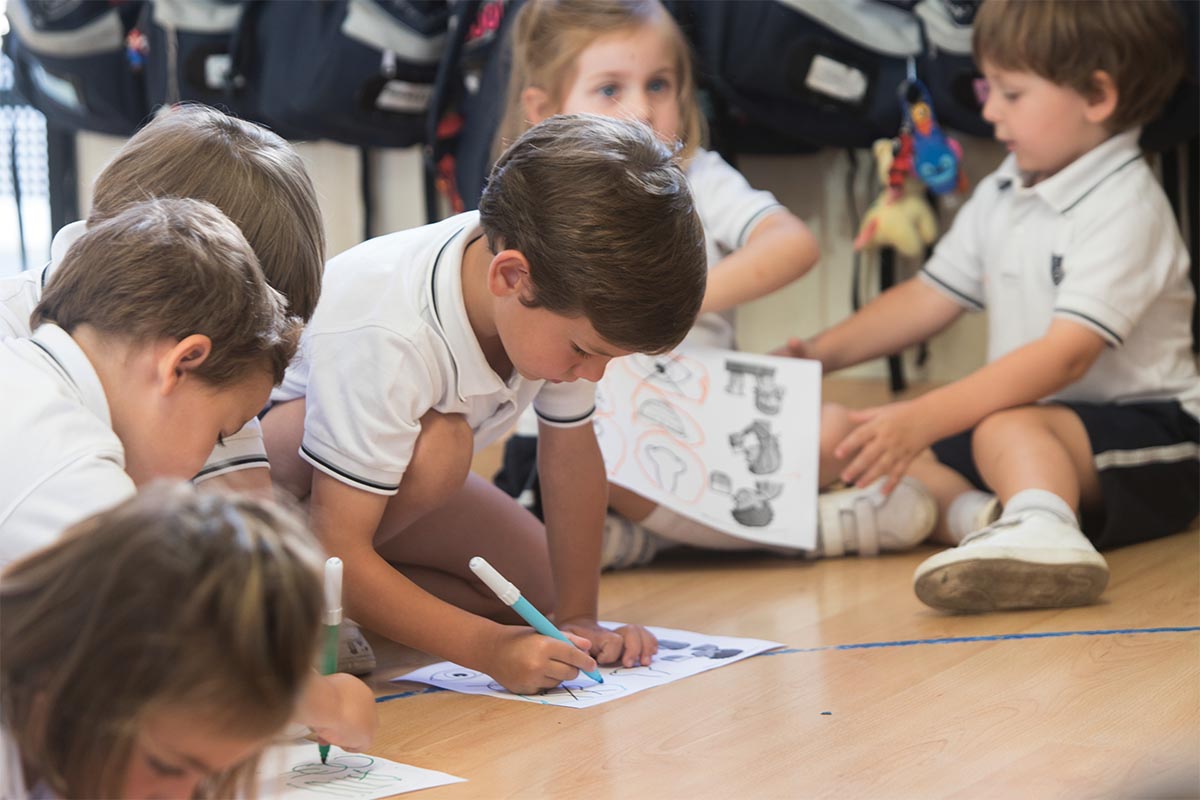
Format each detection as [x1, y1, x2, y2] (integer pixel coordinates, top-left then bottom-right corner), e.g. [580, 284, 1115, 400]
[685, 149, 785, 349]
[920, 128, 1200, 419]
[0, 221, 270, 481]
[274, 211, 596, 496]
[0, 324, 135, 567]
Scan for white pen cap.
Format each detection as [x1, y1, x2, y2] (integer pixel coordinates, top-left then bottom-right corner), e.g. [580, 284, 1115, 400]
[468, 556, 520, 606]
[323, 557, 343, 626]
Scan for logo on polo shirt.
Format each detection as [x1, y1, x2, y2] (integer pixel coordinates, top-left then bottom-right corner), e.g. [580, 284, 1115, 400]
[1050, 254, 1064, 286]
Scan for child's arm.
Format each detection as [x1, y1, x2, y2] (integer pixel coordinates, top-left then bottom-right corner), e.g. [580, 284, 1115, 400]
[776, 276, 965, 373]
[836, 319, 1107, 491]
[308, 472, 599, 694]
[537, 420, 657, 667]
[700, 211, 819, 315]
[295, 671, 378, 752]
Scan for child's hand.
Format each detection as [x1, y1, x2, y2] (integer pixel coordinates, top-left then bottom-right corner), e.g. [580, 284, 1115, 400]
[769, 336, 813, 360]
[560, 618, 659, 668]
[488, 625, 598, 695]
[834, 400, 932, 493]
[299, 672, 378, 753]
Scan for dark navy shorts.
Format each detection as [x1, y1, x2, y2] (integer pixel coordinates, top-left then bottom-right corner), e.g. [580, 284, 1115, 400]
[931, 400, 1199, 550]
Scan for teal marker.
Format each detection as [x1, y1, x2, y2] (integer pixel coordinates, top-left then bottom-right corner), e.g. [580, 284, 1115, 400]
[319, 557, 343, 765]
[468, 556, 603, 684]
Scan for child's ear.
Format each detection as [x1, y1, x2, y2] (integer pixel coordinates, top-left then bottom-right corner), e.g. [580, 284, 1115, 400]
[1085, 70, 1119, 125]
[157, 334, 213, 395]
[487, 250, 533, 299]
[521, 86, 553, 125]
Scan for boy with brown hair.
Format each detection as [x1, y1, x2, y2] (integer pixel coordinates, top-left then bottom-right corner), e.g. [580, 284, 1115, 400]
[0, 103, 325, 488]
[779, 0, 1197, 613]
[262, 113, 707, 694]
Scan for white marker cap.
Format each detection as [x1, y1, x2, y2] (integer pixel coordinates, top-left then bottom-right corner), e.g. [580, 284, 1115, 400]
[323, 557, 343, 625]
[468, 556, 520, 606]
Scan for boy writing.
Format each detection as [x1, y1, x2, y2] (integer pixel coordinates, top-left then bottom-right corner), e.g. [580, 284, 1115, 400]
[262, 114, 708, 693]
[779, 0, 1197, 613]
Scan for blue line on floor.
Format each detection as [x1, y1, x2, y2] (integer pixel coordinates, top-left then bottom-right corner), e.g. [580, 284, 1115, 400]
[374, 686, 446, 703]
[758, 626, 1200, 656]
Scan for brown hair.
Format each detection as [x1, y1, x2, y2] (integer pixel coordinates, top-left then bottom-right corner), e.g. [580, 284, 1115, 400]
[33, 198, 301, 387]
[0, 482, 324, 799]
[89, 103, 325, 321]
[496, 0, 706, 160]
[973, 0, 1186, 132]
[479, 113, 705, 353]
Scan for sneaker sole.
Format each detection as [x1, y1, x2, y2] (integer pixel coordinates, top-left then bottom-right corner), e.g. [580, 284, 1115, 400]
[914, 548, 1109, 613]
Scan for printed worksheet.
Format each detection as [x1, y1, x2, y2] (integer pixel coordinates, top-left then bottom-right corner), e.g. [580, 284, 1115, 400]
[595, 345, 821, 549]
[393, 624, 782, 708]
[257, 743, 465, 799]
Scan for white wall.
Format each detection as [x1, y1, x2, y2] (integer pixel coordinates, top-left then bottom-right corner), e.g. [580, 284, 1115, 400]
[77, 130, 1005, 383]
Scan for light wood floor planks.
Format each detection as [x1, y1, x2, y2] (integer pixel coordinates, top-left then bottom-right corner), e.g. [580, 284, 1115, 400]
[360, 380, 1200, 799]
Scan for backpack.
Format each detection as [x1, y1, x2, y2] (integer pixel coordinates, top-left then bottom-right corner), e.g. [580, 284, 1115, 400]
[3, 0, 149, 136]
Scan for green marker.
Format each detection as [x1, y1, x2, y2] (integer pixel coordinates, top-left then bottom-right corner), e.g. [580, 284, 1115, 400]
[319, 557, 342, 765]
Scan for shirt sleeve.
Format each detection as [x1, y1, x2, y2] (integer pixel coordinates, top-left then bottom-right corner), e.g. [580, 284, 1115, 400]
[532, 378, 597, 428]
[193, 417, 269, 483]
[299, 326, 442, 495]
[919, 178, 997, 311]
[689, 150, 785, 255]
[0, 270, 43, 340]
[1053, 193, 1180, 347]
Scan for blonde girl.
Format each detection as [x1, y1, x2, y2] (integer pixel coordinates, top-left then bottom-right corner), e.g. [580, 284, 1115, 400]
[496, 0, 828, 566]
[1, 483, 328, 799]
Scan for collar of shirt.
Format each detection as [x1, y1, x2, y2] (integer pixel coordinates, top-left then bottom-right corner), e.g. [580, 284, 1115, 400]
[426, 213, 521, 403]
[994, 127, 1143, 214]
[29, 323, 112, 428]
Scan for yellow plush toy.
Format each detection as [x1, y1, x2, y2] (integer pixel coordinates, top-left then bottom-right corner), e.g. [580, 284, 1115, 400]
[853, 137, 938, 259]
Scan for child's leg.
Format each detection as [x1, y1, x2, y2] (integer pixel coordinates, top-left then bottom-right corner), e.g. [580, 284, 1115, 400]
[260, 398, 312, 499]
[907, 449, 990, 545]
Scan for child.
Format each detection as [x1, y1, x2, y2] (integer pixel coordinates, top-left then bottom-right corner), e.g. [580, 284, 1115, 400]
[0, 482, 359, 799]
[492, 0, 903, 567]
[779, 0, 1197, 612]
[261, 113, 708, 694]
[0, 197, 301, 565]
[0, 103, 325, 493]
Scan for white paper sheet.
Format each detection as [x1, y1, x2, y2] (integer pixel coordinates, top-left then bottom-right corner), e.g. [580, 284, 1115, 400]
[595, 346, 821, 549]
[257, 743, 465, 799]
[393, 624, 782, 708]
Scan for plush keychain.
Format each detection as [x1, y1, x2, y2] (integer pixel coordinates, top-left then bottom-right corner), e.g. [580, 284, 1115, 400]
[853, 136, 939, 258]
[902, 72, 969, 196]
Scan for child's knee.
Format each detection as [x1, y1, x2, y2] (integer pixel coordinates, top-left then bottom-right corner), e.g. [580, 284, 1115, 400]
[971, 407, 1036, 452]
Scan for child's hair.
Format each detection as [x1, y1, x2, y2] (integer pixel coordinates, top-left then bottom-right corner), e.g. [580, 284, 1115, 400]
[32, 197, 301, 387]
[973, 0, 1186, 132]
[0, 482, 324, 799]
[479, 112, 706, 354]
[89, 103, 325, 322]
[497, 0, 705, 160]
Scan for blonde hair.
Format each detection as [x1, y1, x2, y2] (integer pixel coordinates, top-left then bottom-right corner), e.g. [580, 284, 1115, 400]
[973, 0, 1186, 132]
[496, 0, 705, 161]
[480, 113, 705, 353]
[33, 197, 302, 387]
[0, 482, 325, 799]
[89, 104, 325, 322]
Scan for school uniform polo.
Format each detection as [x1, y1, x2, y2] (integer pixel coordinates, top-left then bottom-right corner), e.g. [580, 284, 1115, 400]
[685, 149, 786, 349]
[0, 221, 270, 482]
[273, 211, 596, 496]
[920, 128, 1199, 547]
[0, 324, 135, 567]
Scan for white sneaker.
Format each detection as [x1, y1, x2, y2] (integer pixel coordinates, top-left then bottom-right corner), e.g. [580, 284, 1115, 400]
[336, 619, 377, 676]
[812, 478, 937, 557]
[600, 513, 660, 570]
[913, 513, 1109, 612]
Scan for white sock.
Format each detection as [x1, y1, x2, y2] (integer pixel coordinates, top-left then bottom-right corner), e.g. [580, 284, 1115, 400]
[946, 490, 997, 543]
[1001, 489, 1078, 528]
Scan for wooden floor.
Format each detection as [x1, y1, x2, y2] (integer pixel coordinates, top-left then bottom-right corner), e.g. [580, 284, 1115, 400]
[361, 380, 1200, 799]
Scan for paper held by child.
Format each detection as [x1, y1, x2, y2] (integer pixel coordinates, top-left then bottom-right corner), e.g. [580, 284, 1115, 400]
[257, 743, 466, 799]
[596, 345, 821, 549]
[393, 624, 783, 708]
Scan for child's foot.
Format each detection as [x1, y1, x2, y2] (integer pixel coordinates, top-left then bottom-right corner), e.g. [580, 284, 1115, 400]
[812, 478, 937, 557]
[337, 619, 377, 675]
[913, 514, 1109, 612]
[600, 513, 661, 570]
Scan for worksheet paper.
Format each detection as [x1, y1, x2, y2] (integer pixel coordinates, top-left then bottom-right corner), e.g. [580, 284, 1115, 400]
[393, 624, 783, 708]
[257, 743, 465, 799]
[595, 346, 821, 549]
